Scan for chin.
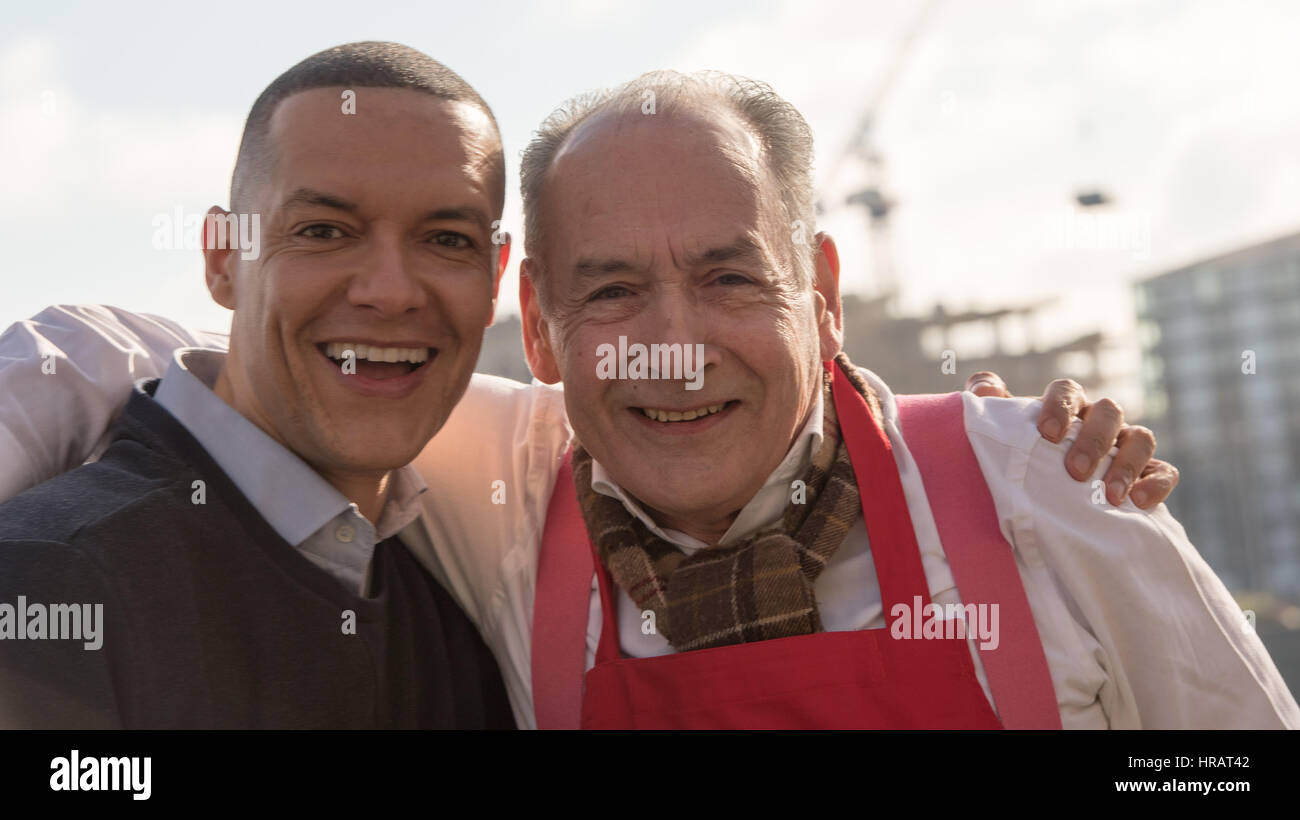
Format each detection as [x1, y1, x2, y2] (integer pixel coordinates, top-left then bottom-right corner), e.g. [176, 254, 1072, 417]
[630, 478, 730, 516]
[317, 429, 427, 473]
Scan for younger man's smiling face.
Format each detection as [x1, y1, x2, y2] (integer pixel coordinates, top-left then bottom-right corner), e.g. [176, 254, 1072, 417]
[209, 86, 506, 480]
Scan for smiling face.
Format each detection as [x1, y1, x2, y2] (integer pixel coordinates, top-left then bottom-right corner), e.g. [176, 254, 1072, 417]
[207, 86, 505, 484]
[521, 102, 832, 539]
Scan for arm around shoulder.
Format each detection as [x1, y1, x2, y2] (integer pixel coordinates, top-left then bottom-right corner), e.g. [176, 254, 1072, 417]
[0, 304, 220, 502]
[1015, 424, 1300, 728]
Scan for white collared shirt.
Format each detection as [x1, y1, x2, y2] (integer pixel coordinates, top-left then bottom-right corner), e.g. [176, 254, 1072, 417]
[2, 304, 1297, 729]
[152, 347, 427, 596]
[410, 371, 1300, 731]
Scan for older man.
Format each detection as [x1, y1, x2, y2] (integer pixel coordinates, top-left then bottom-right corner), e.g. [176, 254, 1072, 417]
[0, 43, 514, 728]
[1, 51, 1189, 728]
[404, 70, 1296, 729]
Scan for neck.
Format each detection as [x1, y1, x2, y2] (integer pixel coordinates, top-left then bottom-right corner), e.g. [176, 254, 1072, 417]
[645, 505, 738, 546]
[212, 364, 391, 525]
[316, 469, 391, 525]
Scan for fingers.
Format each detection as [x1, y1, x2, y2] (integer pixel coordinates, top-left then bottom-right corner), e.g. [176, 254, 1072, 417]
[1100, 424, 1155, 505]
[1065, 397, 1123, 481]
[983, 374, 1173, 507]
[965, 371, 1010, 398]
[1036, 378, 1086, 443]
[1129, 458, 1180, 509]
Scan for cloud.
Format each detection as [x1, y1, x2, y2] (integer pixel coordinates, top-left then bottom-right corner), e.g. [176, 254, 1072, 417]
[0, 34, 240, 332]
[3, 0, 1297, 346]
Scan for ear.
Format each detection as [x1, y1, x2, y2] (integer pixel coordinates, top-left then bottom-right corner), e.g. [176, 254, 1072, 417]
[519, 258, 562, 384]
[203, 206, 239, 310]
[812, 232, 844, 360]
[486, 233, 511, 328]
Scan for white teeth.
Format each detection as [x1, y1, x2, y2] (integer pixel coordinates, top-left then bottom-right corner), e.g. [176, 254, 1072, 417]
[640, 403, 725, 422]
[323, 342, 430, 364]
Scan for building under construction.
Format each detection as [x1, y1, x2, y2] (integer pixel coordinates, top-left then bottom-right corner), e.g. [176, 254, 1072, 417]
[837, 290, 1107, 397]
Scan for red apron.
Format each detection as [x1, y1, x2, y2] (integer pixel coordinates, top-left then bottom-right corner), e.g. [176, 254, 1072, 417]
[532, 362, 1060, 729]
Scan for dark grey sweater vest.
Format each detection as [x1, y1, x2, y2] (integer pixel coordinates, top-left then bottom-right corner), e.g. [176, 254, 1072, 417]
[0, 380, 514, 729]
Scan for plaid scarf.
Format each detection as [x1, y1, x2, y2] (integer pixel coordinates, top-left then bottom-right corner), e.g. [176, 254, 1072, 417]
[571, 353, 882, 652]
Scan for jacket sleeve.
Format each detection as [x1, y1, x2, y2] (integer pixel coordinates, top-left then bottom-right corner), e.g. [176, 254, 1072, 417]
[963, 394, 1300, 728]
[0, 304, 224, 503]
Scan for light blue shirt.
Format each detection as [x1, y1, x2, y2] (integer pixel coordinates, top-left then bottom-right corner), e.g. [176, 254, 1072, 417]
[152, 348, 427, 596]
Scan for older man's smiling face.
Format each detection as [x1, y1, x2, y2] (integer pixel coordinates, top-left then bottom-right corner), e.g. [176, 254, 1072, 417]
[522, 102, 831, 540]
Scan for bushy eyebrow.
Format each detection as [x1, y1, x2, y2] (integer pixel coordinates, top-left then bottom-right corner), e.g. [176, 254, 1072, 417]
[572, 257, 642, 279]
[571, 236, 764, 280]
[684, 235, 765, 267]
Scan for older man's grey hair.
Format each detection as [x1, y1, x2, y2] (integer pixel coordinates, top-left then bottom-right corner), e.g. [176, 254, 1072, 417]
[520, 70, 818, 310]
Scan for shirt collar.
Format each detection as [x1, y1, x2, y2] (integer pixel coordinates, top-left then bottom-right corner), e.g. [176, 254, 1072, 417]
[590, 380, 828, 550]
[152, 348, 427, 546]
[374, 464, 428, 541]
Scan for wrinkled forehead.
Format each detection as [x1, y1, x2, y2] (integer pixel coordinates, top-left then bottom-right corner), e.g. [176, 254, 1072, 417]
[541, 102, 786, 256]
[557, 98, 764, 176]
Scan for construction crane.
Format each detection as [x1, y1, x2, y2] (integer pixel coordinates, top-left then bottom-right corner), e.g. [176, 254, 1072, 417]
[1073, 118, 1113, 207]
[824, 0, 946, 305]
[824, 3, 1112, 400]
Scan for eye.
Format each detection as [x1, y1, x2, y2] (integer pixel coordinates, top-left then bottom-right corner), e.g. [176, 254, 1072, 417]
[431, 231, 474, 249]
[713, 271, 754, 286]
[298, 224, 346, 240]
[590, 284, 632, 301]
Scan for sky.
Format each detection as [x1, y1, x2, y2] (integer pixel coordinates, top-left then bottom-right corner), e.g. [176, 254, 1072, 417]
[2, 0, 1298, 409]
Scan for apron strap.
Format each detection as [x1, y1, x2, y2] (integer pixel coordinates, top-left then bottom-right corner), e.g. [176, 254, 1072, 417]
[895, 392, 1063, 729]
[530, 392, 1064, 730]
[830, 363, 936, 618]
[531, 450, 591, 730]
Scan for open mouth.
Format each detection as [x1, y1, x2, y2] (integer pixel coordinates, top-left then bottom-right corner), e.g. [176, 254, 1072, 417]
[319, 342, 436, 380]
[631, 400, 737, 423]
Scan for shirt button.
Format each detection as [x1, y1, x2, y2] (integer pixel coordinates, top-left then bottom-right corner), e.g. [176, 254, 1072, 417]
[335, 524, 355, 543]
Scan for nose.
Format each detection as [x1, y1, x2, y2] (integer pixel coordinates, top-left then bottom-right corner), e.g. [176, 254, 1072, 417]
[642, 282, 723, 372]
[345, 226, 427, 317]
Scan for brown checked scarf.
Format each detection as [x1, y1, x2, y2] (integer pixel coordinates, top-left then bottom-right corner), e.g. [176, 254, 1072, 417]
[571, 352, 883, 652]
